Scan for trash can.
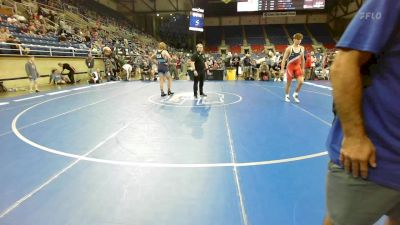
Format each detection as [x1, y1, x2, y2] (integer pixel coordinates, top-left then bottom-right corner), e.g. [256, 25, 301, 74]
[226, 67, 236, 80]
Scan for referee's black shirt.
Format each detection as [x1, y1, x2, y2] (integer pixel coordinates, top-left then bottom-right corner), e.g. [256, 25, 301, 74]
[191, 52, 206, 72]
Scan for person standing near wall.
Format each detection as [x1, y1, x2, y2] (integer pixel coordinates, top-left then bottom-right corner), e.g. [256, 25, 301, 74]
[85, 53, 95, 77]
[25, 56, 40, 93]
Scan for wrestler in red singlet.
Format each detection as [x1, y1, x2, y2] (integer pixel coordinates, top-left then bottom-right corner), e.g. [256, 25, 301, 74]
[281, 33, 305, 103]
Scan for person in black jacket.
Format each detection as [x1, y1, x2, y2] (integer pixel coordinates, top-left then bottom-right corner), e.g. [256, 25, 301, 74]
[231, 53, 241, 79]
[58, 63, 79, 83]
[190, 43, 208, 98]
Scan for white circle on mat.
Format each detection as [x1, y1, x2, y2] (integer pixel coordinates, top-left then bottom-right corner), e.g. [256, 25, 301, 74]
[148, 92, 242, 107]
[11, 90, 328, 168]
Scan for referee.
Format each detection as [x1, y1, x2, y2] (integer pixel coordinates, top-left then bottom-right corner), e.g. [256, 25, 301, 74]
[190, 43, 207, 98]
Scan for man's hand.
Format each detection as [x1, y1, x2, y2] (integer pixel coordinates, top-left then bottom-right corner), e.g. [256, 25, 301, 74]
[340, 135, 377, 179]
[194, 70, 198, 77]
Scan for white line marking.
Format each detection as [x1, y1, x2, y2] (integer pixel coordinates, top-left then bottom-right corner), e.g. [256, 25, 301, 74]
[304, 82, 332, 90]
[148, 92, 242, 108]
[0, 102, 39, 113]
[105, 81, 120, 84]
[13, 95, 45, 102]
[93, 83, 107, 87]
[223, 105, 248, 225]
[291, 104, 332, 127]
[10, 82, 328, 168]
[244, 83, 332, 96]
[15, 114, 331, 168]
[0, 84, 130, 136]
[93, 81, 120, 87]
[72, 86, 91, 91]
[263, 85, 332, 96]
[0, 102, 10, 106]
[46, 90, 71, 96]
[236, 151, 328, 167]
[0, 122, 131, 218]
[14, 97, 116, 132]
[256, 85, 332, 127]
[301, 89, 332, 96]
[8, 83, 151, 137]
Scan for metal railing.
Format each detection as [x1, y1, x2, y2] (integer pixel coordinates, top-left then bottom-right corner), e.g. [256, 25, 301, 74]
[0, 41, 100, 57]
[2, 0, 140, 50]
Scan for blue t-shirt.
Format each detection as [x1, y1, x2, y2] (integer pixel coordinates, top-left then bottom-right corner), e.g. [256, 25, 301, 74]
[327, 0, 400, 190]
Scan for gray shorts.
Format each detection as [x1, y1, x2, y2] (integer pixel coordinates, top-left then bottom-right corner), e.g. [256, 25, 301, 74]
[326, 162, 400, 225]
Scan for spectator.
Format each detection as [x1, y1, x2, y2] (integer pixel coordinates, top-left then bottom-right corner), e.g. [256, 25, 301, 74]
[223, 52, 232, 77]
[88, 68, 101, 84]
[231, 53, 241, 79]
[85, 53, 95, 76]
[25, 56, 40, 92]
[49, 68, 70, 84]
[58, 62, 78, 83]
[140, 61, 153, 81]
[242, 54, 252, 80]
[272, 52, 282, 82]
[0, 27, 11, 42]
[176, 54, 182, 78]
[305, 52, 312, 80]
[310, 51, 316, 80]
[168, 54, 179, 80]
[122, 63, 132, 81]
[259, 62, 270, 81]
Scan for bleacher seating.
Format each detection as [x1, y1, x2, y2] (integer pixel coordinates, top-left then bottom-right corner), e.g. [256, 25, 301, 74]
[247, 37, 265, 45]
[302, 44, 313, 53]
[265, 25, 288, 45]
[205, 26, 223, 46]
[0, 1, 117, 57]
[244, 25, 264, 38]
[265, 24, 286, 36]
[245, 25, 266, 53]
[274, 45, 287, 53]
[268, 36, 289, 45]
[205, 46, 219, 53]
[224, 26, 243, 46]
[307, 24, 331, 36]
[203, 24, 336, 54]
[286, 24, 313, 44]
[307, 24, 336, 47]
[323, 43, 336, 49]
[0, 21, 19, 32]
[0, 22, 91, 57]
[251, 45, 264, 53]
[229, 45, 241, 54]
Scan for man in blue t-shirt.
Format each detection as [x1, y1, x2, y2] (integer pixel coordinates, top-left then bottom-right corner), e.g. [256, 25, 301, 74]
[324, 1, 400, 225]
